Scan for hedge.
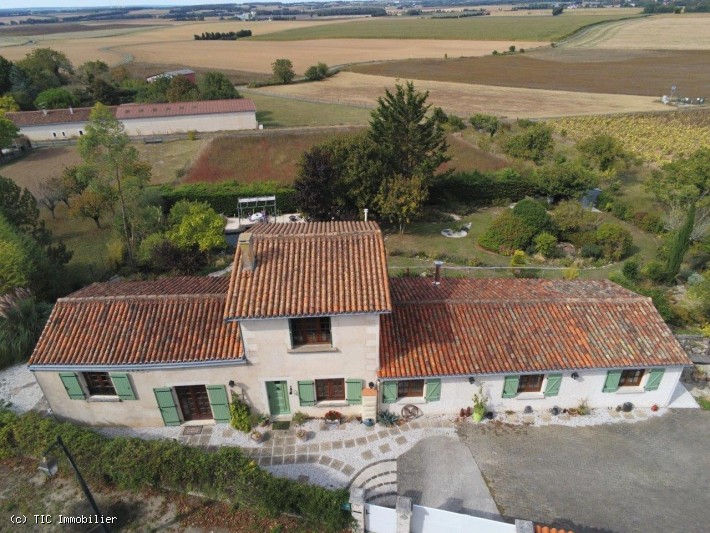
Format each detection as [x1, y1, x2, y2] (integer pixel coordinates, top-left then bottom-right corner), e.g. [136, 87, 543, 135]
[0, 410, 351, 531]
[429, 169, 536, 208]
[158, 181, 299, 217]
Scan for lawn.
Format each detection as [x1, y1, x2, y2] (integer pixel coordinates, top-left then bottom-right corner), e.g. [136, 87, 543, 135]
[249, 14, 641, 42]
[246, 91, 373, 128]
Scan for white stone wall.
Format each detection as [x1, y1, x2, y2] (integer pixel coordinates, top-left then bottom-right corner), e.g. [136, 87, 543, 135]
[121, 112, 256, 136]
[382, 366, 685, 416]
[19, 122, 89, 141]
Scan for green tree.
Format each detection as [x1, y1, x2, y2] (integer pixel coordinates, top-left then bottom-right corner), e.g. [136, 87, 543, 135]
[0, 95, 20, 114]
[79, 103, 151, 265]
[0, 117, 18, 149]
[469, 113, 500, 138]
[512, 197, 553, 235]
[77, 60, 110, 84]
[304, 62, 329, 81]
[376, 174, 428, 234]
[369, 81, 449, 186]
[166, 76, 199, 103]
[88, 78, 121, 106]
[69, 188, 113, 228]
[577, 134, 630, 172]
[596, 222, 633, 261]
[271, 59, 295, 84]
[0, 214, 49, 294]
[59, 165, 94, 204]
[534, 232, 558, 257]
[533, 160, 598, 201]
[34, 87, 79, 110]
[0, 175, 39, 231]
[0, 56, 13, 94]
[479, 210, 538, 254]
[0, 294, 52, 369]
[15, 48, 73, 95]
[166, 200, 226, 254]
[503, 124, 554, 164]
[37, 177, 67, 219]
[197, 71, 239, 100]
[136, 76, 170, 103]
[665, 202, 695, 282]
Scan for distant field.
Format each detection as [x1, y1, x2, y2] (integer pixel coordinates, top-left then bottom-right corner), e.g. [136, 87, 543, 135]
[349, 49, 710, 97]
[249, 14, 640, 42]
[443, 134, 510, 173]
[0, 22, 150, 37]
[258, 72, 666, 119]
[246, 92, 373, 127]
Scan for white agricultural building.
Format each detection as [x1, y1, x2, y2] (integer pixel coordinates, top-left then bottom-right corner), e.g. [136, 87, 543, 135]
[6, 99, 257, 142]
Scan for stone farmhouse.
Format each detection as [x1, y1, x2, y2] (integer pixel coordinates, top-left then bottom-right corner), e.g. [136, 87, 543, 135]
[6, 98, 257, 142]
[28, 222, 692, 427]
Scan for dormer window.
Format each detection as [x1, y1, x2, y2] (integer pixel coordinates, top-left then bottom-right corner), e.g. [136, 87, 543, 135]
[290, 317, 331, 348]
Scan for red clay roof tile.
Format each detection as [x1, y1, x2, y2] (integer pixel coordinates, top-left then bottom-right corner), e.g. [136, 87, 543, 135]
[115, 98, 255, 119]
[6, 106, 110, 127]
[225, 222, 392, 319]
[28, 277, 242, 367]
[379, 278, 692, 378]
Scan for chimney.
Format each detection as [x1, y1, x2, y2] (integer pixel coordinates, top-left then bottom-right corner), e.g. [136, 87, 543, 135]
[42, 109, 47, 116]
[238, 232, 255, 271]
[69, 106, 73, 114]
[433, 261, 443, 285]
[364, 208, 369, 222]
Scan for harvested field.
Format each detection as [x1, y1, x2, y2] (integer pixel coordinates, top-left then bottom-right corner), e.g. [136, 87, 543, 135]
[566, 13, 710, 49]
[119, 62, 270, 87]
[250, 14, 639, 42]
[349, 49, 710, 97]
[0, 23, 151, 37]
[444, 134, 510, 173]
[258, 72, 667, 119]
[184, 129, 362, 184]
[0, 147, 81, 195]
[117, 38, 542, 74]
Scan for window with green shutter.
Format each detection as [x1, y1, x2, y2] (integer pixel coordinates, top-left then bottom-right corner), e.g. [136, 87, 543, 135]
[206, 385, 231, 423]
[602, 370, 623, 393]
[543, 373, 563, 397]
[297, 380, 316, 406]
[109, 373, 136, 400]
[644, 368, 665, 391]
[425, 379, 441, 402]
[502, 376, 520, 398]
[381, 381, 398, 404]
[59, 372, 86, 400]
[153, 388, 181, 426]
[346, 379, 363, 405]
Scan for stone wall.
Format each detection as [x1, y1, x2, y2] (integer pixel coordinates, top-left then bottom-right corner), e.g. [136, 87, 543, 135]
[675, 335, 710, 364]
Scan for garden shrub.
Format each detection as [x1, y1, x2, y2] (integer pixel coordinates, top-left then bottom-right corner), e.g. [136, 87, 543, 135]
[580, 243, 603, 259]
[633, 211, 664, 233]
[596, 223, 632, 261]
[567, 230, 598, 249]
[478, 211, 537, 255]
[230, 392, 252, 432]
[512, 197, 553, 234]
[0, 410, 351, 530]
[643, 261, 668, 284]
[446, 114, 466, 132]
[622, 259, 640, 281]
[534, 232, 558, 257]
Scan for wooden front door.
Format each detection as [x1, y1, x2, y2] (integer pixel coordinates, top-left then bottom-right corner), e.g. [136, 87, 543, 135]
[266, 381, 290, 416]
[175, 385, 213, 421]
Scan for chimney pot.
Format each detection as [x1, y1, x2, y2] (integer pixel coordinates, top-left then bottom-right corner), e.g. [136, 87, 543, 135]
[238, 232, 255, 271]
[364, 208, 369, 222]
[434, 261, 443, 285]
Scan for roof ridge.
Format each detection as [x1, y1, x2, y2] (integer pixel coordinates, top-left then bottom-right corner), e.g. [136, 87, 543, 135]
[60, 293, 227, 303]
[393, 296, 650, 305]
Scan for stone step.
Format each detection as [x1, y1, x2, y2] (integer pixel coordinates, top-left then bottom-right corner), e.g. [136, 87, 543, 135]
[359, 471, 397, 492]
[365, 483, 398, 503]
[349, 459, 397, 489]
[367, 492, 398, 508]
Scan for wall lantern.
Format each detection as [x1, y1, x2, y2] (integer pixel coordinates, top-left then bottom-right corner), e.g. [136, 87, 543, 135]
[571, 372, 580, 380]
[468, 377, 476, 384]
[368, 382, 376, 389]
[228, 380, 236, 387]
[289, 385, 293, 395]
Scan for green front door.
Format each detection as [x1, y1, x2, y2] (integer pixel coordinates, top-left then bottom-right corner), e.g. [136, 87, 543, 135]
[266, 381, 290, 415]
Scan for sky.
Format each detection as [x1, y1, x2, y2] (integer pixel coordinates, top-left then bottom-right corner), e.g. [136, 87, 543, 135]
[2, 1, 265, 9]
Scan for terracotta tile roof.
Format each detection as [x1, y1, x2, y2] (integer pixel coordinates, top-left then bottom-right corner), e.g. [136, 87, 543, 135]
[116, 98, 255, 120]
[6, 106, 107, 127]
[535, 527, 574, 533]
[29, 276, 242, 367]
[378, 278, 692, 378]
[225, 222, 392, 319]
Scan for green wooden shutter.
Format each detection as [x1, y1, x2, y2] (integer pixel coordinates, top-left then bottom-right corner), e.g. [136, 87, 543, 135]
[59, 372, 85, 400]
[602, 370, 623, 393]
[297, 380, 316, 406]
[206, 385, 231, 423]
[502, 375, 519, 398]
[381, 381, 398, 404]
[425, 379, 441, 402]
[346, 379, 363, 405]
[153, 388, 181, 426]
[644, 368, 665, 391]
[544, 373, 563, 397]
[109, 373, 136, 400]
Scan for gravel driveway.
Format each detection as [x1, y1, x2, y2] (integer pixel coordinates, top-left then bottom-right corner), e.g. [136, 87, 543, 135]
[458, 409, 710, 533]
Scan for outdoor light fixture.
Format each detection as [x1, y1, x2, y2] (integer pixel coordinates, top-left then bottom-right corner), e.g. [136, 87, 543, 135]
[571, 372, 580, 380]
[38, 436, 110, 533]
[368, 382, 375, 389]
[468, 377, 476, 384]
[228, 380, 236, 387]
[289, 385, 293, 395]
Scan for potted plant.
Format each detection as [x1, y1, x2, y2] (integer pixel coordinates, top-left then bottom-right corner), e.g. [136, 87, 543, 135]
[250, 430, 263, 443]
[324, 410, 341, 425]
[296, 428, 309, 441]
[472, 386, 487, 423]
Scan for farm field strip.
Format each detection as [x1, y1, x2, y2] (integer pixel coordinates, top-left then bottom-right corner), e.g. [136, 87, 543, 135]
[258, 72, 667, 119]
[249, 13, 641, 42]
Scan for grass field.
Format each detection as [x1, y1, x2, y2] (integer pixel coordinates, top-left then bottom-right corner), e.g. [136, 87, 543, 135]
[259, 72, 665, 119]
[250, 13, 640, 42]
[247, 91, 373, 127]
[349, 49, 710, 97]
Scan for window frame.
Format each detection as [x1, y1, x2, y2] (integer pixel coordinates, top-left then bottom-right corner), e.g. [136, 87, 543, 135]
[619, 368, 645, 388]
[517, 374, 545, 394]
[83, 372, 117, 396]
[397, 379, 425, 398]
[315, 378, 345, 402]
[290, 316, 332, 348]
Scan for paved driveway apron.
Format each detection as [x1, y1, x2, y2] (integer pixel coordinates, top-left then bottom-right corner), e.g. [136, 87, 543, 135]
[397, 435, 502, 521]
[457, 410, 710, 533]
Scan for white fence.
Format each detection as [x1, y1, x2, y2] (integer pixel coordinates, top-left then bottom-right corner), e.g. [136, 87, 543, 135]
[365, 503, 517, 533]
